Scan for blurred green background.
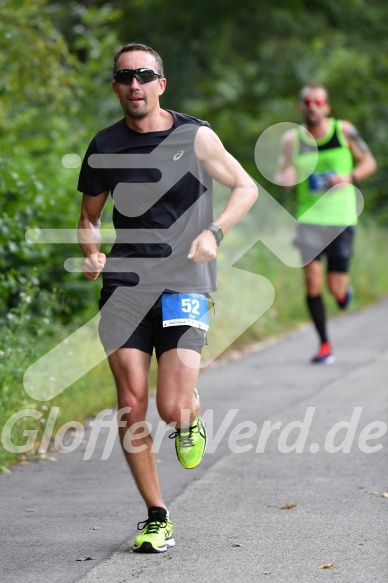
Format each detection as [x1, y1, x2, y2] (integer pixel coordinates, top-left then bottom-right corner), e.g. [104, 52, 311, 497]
[1, 0, 388, 468]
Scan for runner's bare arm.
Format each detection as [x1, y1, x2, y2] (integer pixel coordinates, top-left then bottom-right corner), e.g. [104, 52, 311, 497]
[78, 192, 109, 280]
[329, 121, 377, 186]
[342, 121, 377, 183]
[188, 126, 258, 263]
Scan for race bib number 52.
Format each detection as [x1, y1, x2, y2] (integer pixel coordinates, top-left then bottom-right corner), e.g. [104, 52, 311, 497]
[162, 293, 210, 331]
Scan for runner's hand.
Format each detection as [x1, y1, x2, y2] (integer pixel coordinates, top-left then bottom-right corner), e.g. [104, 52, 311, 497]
[187, 230, 217, 263]
[83, 252, 106, 280]
[276, 166, 297, 187]
[327, 174, 353, 186]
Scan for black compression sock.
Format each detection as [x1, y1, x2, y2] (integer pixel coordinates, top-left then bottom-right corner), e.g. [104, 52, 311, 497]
[306, 294, 328, 344]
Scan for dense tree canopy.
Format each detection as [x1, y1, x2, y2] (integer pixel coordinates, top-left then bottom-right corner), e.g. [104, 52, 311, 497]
[1, 0, 388, 319]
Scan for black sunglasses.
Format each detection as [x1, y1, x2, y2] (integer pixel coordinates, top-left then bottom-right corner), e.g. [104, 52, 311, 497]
[114, 68, 161, 85]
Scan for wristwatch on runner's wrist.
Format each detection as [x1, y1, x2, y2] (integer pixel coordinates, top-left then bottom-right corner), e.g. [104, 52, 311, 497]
[205, 223, 224, 246]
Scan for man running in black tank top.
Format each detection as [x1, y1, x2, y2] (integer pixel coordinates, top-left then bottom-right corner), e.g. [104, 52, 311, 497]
[275, 83, 376, 364]
[77, 43, 258, 553]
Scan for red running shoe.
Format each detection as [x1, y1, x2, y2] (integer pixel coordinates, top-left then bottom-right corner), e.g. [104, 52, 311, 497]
[311, 342, 335, 364]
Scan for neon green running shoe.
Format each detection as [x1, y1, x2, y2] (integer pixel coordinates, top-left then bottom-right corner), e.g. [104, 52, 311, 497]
[133, 507, 175, 553]
[169, 416, 207, 470]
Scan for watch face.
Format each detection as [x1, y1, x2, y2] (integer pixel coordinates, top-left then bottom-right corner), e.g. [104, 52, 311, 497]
[209, 224, 223, 244]
[214, 225, 223, 240]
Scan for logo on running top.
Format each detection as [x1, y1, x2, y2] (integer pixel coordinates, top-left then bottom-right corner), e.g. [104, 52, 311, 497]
[173, 150, 184, 161]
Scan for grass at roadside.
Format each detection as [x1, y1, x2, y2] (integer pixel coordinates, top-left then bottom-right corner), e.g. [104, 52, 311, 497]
[1, 220, 387, 469]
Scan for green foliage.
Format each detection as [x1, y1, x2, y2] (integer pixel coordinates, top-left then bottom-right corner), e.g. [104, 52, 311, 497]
[0, 0, 81, 150]
[0, 285, 57, 467]
[0, 286, 115, 468]
[0, 0, 99, 320]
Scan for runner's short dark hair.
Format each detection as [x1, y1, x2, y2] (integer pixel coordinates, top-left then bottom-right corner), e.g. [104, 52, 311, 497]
[113, 42, 164, 77]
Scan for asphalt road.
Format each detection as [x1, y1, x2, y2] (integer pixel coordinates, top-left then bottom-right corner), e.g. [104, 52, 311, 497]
[1, 298, 387, 583]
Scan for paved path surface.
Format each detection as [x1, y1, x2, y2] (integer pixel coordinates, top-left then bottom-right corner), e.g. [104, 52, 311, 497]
[1, 299, 387, 583]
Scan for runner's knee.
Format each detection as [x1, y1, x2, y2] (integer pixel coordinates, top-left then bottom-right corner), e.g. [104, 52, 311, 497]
[157, 399, 198, 427]
[117, 391, 148, 422]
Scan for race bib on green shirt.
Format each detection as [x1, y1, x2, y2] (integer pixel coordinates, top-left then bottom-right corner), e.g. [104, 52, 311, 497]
[309, 170, 335, 194]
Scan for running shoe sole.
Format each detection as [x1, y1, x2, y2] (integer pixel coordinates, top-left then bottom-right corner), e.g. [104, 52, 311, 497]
[312, 355, 336, 365]
[133, 538, 175, 553]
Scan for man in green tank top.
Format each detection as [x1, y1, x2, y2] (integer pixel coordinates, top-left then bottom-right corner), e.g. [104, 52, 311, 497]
[275, 82, 377, 364]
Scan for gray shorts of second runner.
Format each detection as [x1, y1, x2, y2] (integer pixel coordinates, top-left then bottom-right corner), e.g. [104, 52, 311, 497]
[293, 224, 355, 272]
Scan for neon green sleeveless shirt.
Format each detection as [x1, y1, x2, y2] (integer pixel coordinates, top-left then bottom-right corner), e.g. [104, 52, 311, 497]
[293, 118, 357, 225]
